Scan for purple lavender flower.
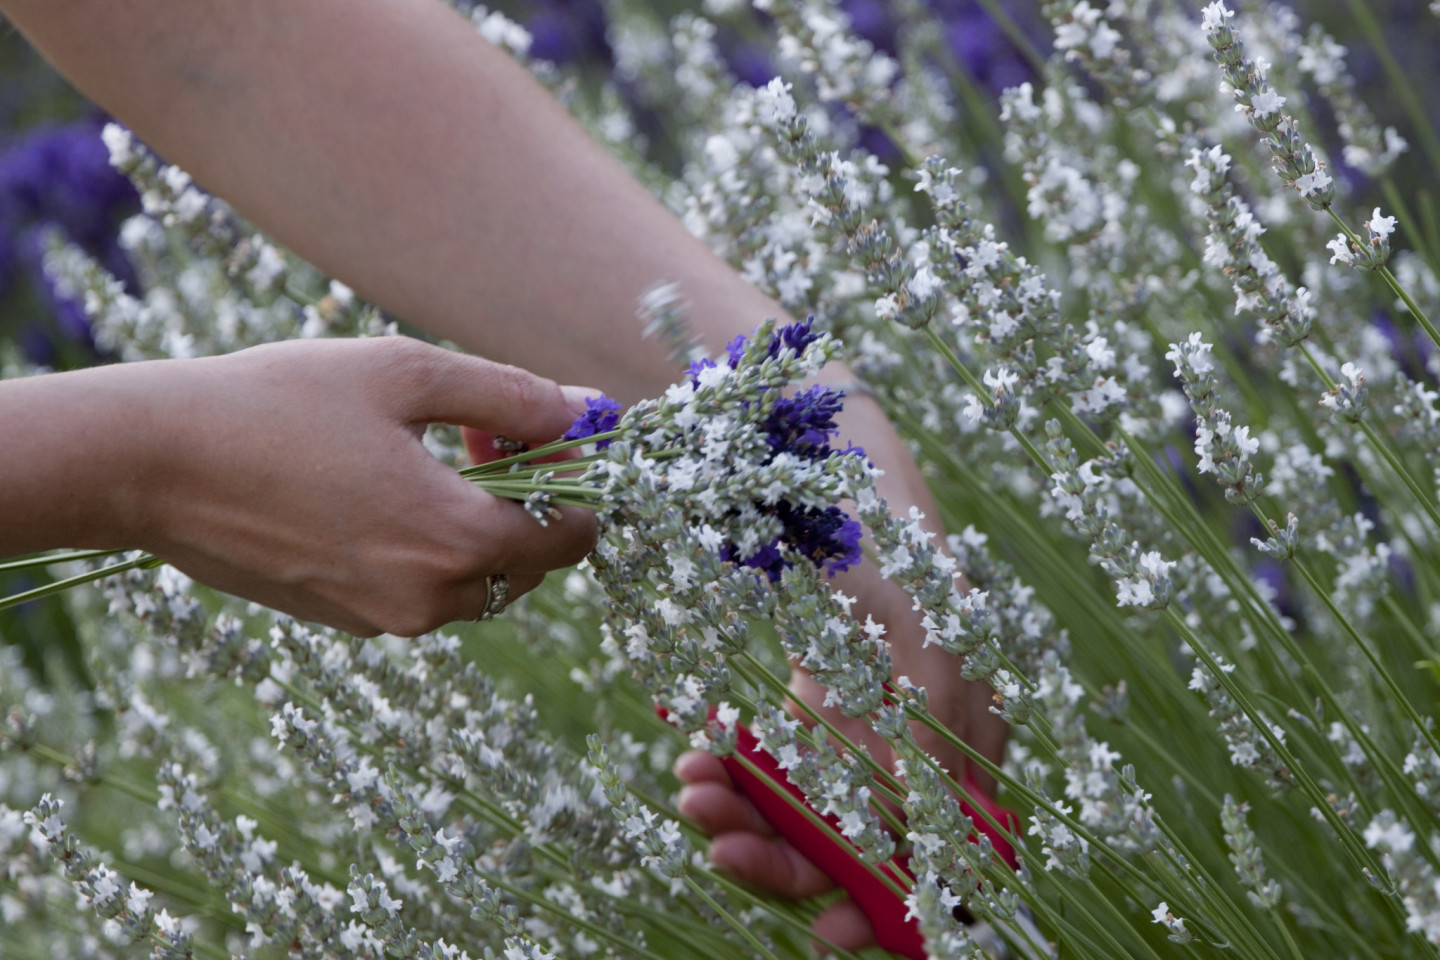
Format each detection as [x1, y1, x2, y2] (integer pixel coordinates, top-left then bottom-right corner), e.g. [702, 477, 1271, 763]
[763, 385, 845, 456]
[719, 40, 776, 89]
[0, 119, 137, 252]
[766, 317, 821, 359]
[723, 540, 787, 583]
[722, 505, 862, 583]
[563, 394, 623, 448]
[0, 116, 139, 363]
[780, 502, 864, 575]
[688, 319, 820, 386]
[686, 355, 717, 386]
[523, 0, 612, 66]
[0, 225, 13, 299]
[842, 0, 898, 51]
[725, 333, 749, 367]
[684, 318, 866, 581]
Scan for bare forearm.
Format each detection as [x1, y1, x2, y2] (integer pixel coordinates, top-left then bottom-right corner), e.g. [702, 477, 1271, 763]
[3, 0, 778, 401]
[0, 365, 164, 553]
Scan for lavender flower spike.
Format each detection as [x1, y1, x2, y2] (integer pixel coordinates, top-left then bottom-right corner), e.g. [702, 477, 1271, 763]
[562, 394, 623, 448]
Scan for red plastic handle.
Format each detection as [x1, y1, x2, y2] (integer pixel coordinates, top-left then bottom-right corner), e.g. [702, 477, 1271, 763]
[667, 708, 1020, 959]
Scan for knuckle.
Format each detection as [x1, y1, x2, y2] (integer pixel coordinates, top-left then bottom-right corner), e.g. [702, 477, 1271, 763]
[372, 337, 443, 398]
[487, 362, 552, 419]
[430, 516, 493, 579]
[439, 544, 488, 584]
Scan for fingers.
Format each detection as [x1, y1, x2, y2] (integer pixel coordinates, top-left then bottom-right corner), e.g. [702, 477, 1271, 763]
[460, 421, 591, 467]
[379, 340, 600, 575]
[705, 832, 837, 901]
[673, 745, 874, 956]
[382, 338, 590, 444]
[674, 751, 834, 900]
[674, 749, 734, 789]
[675, 751, 767, 835]
[811, 899, 877, 954]
[435, 570, 546, 633]
[468, 496, 598, 576]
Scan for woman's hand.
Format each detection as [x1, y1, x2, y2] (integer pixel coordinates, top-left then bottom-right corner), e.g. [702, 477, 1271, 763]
[0, 336, 598, 636]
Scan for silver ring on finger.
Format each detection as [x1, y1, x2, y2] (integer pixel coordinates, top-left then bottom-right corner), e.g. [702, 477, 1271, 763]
[475, 573, 511, 621]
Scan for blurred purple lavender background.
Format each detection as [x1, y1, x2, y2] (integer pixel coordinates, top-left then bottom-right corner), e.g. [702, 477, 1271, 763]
[515, 0, 1040, 92]
[0, 35, 138, 370]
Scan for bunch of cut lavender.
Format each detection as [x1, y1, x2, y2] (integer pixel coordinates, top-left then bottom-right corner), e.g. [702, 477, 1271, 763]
[584, 318, 864, 580]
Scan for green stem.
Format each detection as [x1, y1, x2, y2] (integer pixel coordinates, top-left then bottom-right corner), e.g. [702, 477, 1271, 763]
[900, 714, 1179, 960]
[1165, 614, 1388, 883]
[483, 873, 677, 960]
[1280, 536, 1440, 760]
[1147, 819, 1288, 960]
[0, 553, 160, 611]
[684, 876, 784, 960]
[1115, 425, 1417, 817]
[0, 549, 122, 574]
[905, 706, 1155, 889]
[457, 433, 617, 476]
[723, 672, 912, 821]
[701, 869, 870, 960]
[1380, 176, 1440, 273]
[470, 480, 598, 498]
[1384, 594, 1438, 659]
[736, 653, 909, 799]
[1275, 911, 1307, 960]
[921, 325, 1054, 470]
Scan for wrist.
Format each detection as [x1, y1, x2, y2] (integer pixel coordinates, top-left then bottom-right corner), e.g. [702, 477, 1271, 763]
[104, 360, 188, 551]
[0, 361, 181, 554]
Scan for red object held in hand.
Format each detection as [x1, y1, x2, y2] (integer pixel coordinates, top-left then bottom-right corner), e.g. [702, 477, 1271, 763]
[667, 708, 1020, 960]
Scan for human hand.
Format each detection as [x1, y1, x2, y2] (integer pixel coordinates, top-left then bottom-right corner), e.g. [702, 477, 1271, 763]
[110, 336, 598, 635]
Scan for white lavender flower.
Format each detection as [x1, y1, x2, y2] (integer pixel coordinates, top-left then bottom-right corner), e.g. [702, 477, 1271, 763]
[1150, 900, 1194, 942]
[1167, 333, 1266, 503]
[1189, 656, 1292, 789]
[1329, 208, 1399, 272]
[1296, 27, 1407, 177]
[1221, 795, 1283, 909]
[1186, 143, 1314, 345]
[1364, 810, 1440, 943]
[1201, 0, 1334, 208]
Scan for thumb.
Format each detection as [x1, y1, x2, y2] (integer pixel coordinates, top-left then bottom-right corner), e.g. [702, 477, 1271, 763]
[394, 344, 591, 444]
[460, 385, 608, 465]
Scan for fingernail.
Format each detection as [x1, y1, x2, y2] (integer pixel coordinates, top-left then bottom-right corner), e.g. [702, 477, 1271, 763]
[676, 784, 701, 814]
[561, 384, 600, 415]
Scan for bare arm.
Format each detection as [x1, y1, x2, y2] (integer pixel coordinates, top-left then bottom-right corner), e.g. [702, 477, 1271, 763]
[3, 0, 767, 397]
